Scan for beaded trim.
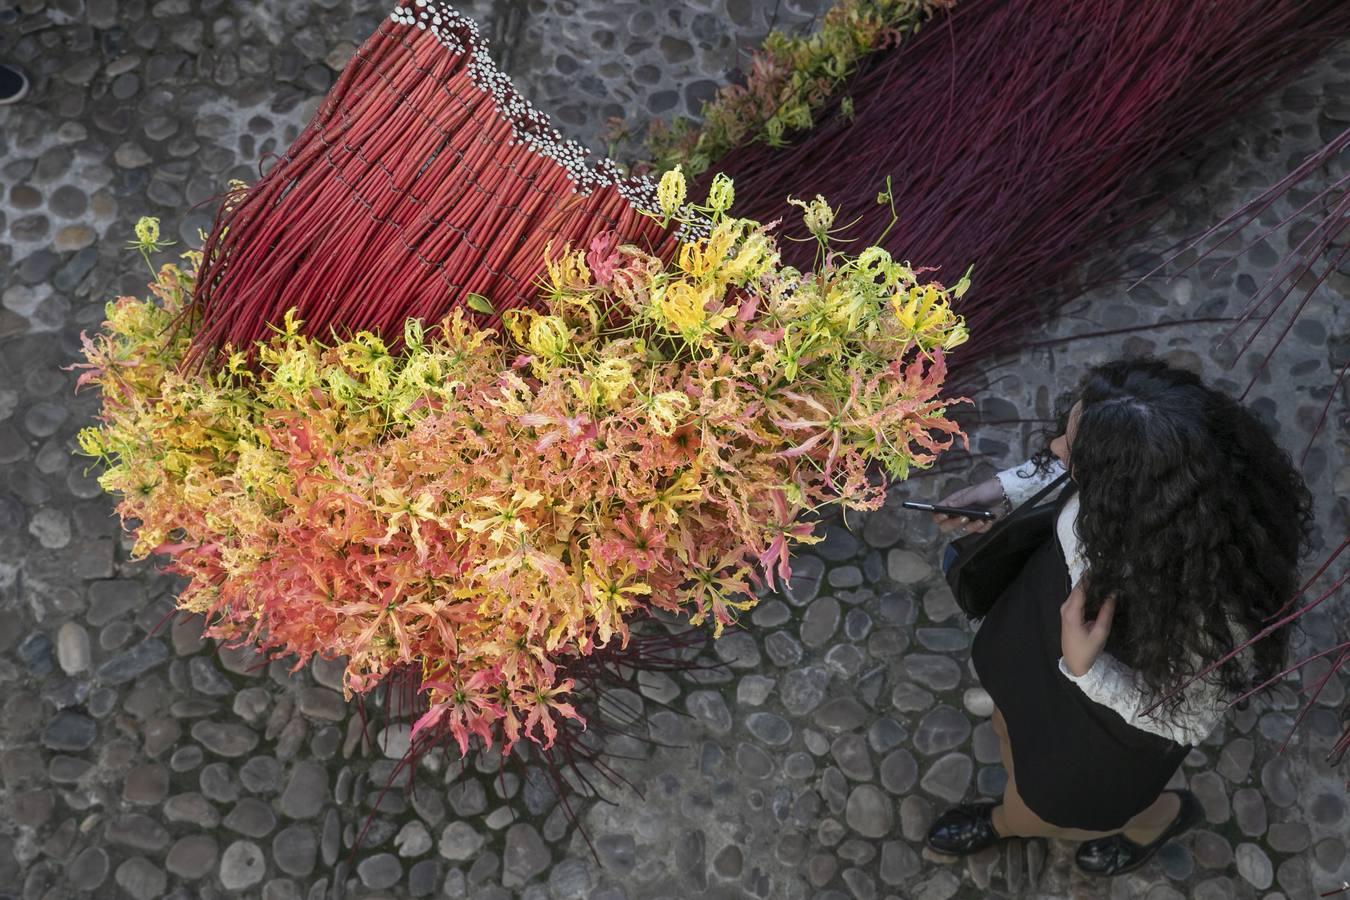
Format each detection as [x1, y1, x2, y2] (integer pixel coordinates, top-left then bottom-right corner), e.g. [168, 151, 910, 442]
[389, 1, 708, 241]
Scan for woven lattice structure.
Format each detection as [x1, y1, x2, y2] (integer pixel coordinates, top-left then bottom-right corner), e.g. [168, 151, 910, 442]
[172, 1, 678, 373]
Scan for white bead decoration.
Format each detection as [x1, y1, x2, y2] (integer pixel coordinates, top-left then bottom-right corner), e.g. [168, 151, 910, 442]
[388, 0, 712, 242]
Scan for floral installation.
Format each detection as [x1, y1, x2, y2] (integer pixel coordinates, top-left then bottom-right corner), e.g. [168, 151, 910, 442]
[68, 170, 972, 758]
[614, 0, 954, 176]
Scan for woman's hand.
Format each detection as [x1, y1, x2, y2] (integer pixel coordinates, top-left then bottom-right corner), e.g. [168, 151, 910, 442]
[932, 477, 1008, 536]
[1060, 577, 1116, 677]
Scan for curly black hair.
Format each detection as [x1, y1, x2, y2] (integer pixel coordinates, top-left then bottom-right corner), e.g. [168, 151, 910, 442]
[1031, 357, 1314, 717]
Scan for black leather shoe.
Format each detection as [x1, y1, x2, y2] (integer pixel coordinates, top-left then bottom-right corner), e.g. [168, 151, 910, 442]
[926, 802, 1003, 855]
[1075, 790, 1202, 877]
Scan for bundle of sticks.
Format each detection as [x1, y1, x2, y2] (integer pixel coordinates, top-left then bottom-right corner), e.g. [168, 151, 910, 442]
[717, 0, 1350, 371]
[172, 2, 675, 374]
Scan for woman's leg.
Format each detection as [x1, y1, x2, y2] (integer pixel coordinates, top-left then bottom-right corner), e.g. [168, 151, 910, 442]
[989, 708, 1121, 841]
[1119, 792, 1182, 844]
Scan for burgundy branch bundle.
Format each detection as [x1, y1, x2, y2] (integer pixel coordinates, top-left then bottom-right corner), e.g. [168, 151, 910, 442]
[717, 0, 1350, 373]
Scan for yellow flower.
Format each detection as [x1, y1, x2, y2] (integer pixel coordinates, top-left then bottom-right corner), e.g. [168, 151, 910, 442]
[656, 280, 710, 336]
[823, 282, 866, 331]
[647, 391, 692, 436]
[892, 284, 947, 333]
[657, 165, 687, 217]
[543, 246, 591, 298]
[75, 427, 107, 458]
[528, 315, 572, 363]
[677, 220, 737, 282]
[723, 227, 777, 284]
[787, 194, 835, 239]
[135, 217, 160, 244]
[706, 172, 735, 214]
[587, 357, 633, 407]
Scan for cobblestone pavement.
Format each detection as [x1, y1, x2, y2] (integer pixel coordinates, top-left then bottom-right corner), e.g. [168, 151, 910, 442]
[1, 1, 1348, 899]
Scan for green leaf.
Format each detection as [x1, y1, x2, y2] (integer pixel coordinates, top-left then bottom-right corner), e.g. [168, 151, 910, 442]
[466, 293, 495, 315]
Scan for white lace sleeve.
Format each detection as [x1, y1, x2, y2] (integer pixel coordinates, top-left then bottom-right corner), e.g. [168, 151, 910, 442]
[995, 457, 1068, 510]
[1057, 652, 1227, 747]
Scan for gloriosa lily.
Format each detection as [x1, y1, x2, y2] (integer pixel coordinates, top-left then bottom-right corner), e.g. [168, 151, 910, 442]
[73, 173, 971, 755]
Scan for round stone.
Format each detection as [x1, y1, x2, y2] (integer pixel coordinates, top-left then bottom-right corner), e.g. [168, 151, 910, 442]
[49, 185, 88, 217]
[780, 666, 828, 715]
[880, 749, 918, 795]
[745, 712, 792, 746]
[830, 734, 873, 781]
[1311, 791, 1344, 825]
[784, 555, 825, 606]
[53, 225, 97, 252]
[69, 847, 110, 890]
[922, 585, 960, 622]
[863, 510, 904, 548]
[1192, 831, 1233, 868]
[448, 779, 487, 817]
[920, 753, 973, 804]
[751, 600, 790, 628]
[886, 549, 930, 584]
[124, 764, 169, 804]
[220, 841, 266, 890]
[686, 690, 732, 735]
[224, 798, 277, 837]
[358, 853, 402, 889]
[44, 711, 97, 751]
[115, 856, 167, 900]
[713, 631, 760, 668]
[713, 844, 743, 879]
[279, 761, 327, 818]
[191, 721, 259, 758]
[1217, 738, 1253, 782]
[737, 674, 775, 706]
[115, 142, 154, 168]
[502, 823, 550, 888]
[844, 784, 893, 838]
[1232, 788, 1268, 836]
[880, 840, 921, 885]
[735, 742, 773, 779]
[1314, 837, 1346, 873]
[273, 825, 317, 877]
[801, 597, 841, 648]
[868, 718, 907, 753]
[914, 705, 972, 756]
[765, 632, 804, 667]
[962, 687, 994, 717]
[1261, 757, 1297, 808]
[547, 858, 594, 899]
[843, 608, 873, 641]
[892, 682, 935, 713]
[23, 401, 68, 438]
[164, 793, 220, 827]
[438, 822, 485, 861]
[56, 622, 91, 674]
[166, 835, 218, 880]
[814, 698, 868, 732]
[1157, 842, 1194, 880]
[902, 655, 962, 691]
[1235, 842, 1273, 889]
[1267, 822, 1310, 854]
[1190, 771, 1231, 823]
[240, 756, 283, 794]
[395, 821, 433, 857]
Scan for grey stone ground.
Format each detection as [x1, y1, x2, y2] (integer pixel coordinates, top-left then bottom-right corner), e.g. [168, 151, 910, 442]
[0, 1, 1347, 899]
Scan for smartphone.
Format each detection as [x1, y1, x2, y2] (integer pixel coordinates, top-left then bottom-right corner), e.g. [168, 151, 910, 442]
[900, 500, 997, 521]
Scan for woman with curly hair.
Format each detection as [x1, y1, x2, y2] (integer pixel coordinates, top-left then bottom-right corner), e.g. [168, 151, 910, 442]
[923, 356, 1314, 876]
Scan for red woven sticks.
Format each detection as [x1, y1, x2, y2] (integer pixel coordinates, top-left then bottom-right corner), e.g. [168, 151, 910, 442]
[173, 3, 676, 374]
